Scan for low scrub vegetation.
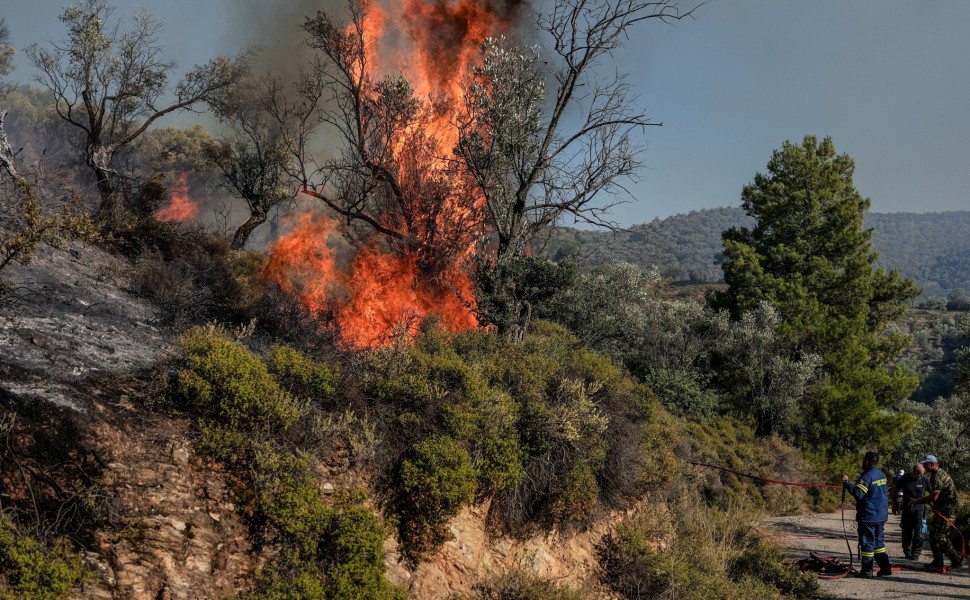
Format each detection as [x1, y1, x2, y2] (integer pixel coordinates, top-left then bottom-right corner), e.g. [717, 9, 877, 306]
[173, 325, 404, 599]
[599, 492, 818, 600]
[0, 515, 84, 600]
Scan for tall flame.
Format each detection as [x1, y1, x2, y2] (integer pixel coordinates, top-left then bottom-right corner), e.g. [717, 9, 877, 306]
[266, 0, 522, 348]
[155, 173, 199, 222]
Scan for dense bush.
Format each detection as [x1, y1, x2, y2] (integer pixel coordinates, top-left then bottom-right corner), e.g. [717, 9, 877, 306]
[177, 325, 304, 434]
[398, 435, 477, 556]
[0, 515, 84, 600]
[267, 344, 339, 399]
[173, 326, 402, 599]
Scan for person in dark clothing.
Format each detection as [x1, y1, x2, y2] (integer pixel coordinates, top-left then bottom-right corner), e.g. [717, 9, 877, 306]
[891, 469, 905, 515]
[843, 450, 892, 578]
[897, 463, 929, 560]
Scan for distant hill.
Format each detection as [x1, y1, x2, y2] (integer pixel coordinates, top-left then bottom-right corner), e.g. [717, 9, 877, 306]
[544, 207, 970, 298]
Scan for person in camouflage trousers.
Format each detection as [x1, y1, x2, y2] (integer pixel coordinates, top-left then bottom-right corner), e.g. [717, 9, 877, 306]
[913, 455, 961, 570]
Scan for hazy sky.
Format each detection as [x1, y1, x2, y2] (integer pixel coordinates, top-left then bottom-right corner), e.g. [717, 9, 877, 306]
[4, 0, 969, 225]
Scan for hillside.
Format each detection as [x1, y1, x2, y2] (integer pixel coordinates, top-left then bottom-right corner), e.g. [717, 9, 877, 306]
[544, 208, 970, 297]
[0, 239, 827, 600]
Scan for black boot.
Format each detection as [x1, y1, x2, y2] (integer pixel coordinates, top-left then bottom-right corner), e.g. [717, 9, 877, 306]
[876, 553, 892, 577]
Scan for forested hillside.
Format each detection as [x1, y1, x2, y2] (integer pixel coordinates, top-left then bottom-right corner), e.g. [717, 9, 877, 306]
[545, 208, 970, 298]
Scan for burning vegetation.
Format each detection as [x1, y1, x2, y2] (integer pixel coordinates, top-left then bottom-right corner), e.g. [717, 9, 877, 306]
[154, 173, 200, 223]
[263, 0, 525, 348]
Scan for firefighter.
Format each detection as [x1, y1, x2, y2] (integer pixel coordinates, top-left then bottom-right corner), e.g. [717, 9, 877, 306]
[913, 454, 961, 570]
[842, 450, 892, 578]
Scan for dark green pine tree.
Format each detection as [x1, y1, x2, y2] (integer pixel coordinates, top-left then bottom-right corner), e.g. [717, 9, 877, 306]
[712, 136, 920, 462]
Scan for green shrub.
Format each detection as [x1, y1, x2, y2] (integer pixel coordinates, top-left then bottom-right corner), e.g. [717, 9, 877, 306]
[248, 566, 327, 600]
[322, 502, 406, 600]
[476, 570, 584, 600]
[399, 435, 477, 556]
[268, 345, 339, 399]
[252, 448, 330, 556]
[177, 325, 303, 433]
[0, 515, 84, 600]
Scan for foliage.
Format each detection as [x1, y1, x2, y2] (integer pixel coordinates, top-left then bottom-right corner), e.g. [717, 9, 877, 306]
[0, 177, 100, 281]
[712, 136, 920, 461]
[0, 515, 84, 600]
[25, 0, 248, 223]
[177, 325, 304, 434]
[398, 435, 477, 556]
[267, 344, 339, 399]
[476, 256, 576, 336]
[535, 262, 818, 436]
[356, 320, 663, 556]
[321, 499, 407, 600]
[173, 326, 402, 599]
[472, 570, 584, 600]
[599, 492, 817, 600]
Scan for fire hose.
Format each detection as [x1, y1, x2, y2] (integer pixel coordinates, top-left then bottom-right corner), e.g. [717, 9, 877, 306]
[688, 460, 967, 577]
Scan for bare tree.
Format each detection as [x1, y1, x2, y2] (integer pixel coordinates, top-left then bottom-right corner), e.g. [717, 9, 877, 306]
[457, 0, 701, 261]
[25, 0, 249, 225]
[206, 76, 315, 250]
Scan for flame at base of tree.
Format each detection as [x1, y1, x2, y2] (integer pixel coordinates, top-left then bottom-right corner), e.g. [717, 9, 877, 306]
[155, 173, 199, 222]
[263, 213, 479, 349]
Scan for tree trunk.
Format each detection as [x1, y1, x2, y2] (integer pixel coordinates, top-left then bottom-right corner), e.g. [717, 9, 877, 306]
[231, 213, 267, 250]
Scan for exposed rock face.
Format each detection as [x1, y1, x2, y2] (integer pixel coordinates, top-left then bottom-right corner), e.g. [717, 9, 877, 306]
[388, 500, 620, 599]
[74, 421, 255, 600]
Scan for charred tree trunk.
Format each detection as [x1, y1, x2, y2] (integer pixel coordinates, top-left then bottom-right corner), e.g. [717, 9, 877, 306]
[231, 213, 267, 250]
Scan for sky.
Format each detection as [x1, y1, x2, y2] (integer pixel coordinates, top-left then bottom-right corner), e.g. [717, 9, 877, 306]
[3, 0, 969, 225]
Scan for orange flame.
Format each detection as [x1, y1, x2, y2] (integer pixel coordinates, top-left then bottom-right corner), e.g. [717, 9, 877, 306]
[155, 173, 199, 222]
[266, 0, 522, 348]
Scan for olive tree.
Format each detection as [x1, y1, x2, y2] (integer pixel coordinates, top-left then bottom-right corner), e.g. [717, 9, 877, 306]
[457, 1, 700, 260]
[206, 76, 321, 249]
[25, 0, 249, 225]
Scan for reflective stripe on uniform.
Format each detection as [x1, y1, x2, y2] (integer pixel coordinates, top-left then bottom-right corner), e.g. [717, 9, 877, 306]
[872, 478, 887, 486]
[874, 547, 887, 554]
[856, 483, 869, 493]
[861, 551, 875, 557]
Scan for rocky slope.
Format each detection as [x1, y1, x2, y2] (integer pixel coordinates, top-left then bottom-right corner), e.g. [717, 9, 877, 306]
[0, 243, 622, 599]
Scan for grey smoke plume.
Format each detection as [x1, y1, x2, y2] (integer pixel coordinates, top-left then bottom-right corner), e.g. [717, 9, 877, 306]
[223, 0, 345, 76]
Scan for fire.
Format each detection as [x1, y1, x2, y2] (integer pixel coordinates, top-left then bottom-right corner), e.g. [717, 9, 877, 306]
[266, 0, 522, 348]
[155, 173, 199, 222]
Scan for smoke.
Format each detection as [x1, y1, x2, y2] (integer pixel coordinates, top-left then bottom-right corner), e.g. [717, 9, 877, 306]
[224, 0, 531, 80]
[222, 0, 345, 76]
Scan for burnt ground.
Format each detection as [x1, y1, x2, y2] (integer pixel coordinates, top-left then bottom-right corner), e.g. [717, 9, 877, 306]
[0, 241, 172, 412]
[762, 510, 970, 600]
[0, 243, 256, 599]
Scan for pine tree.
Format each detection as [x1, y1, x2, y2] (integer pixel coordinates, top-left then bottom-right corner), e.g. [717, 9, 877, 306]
[713, 136, 920, 460]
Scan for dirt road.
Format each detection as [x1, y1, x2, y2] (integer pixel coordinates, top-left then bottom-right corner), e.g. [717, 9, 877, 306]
[762, 511, 969, 599]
